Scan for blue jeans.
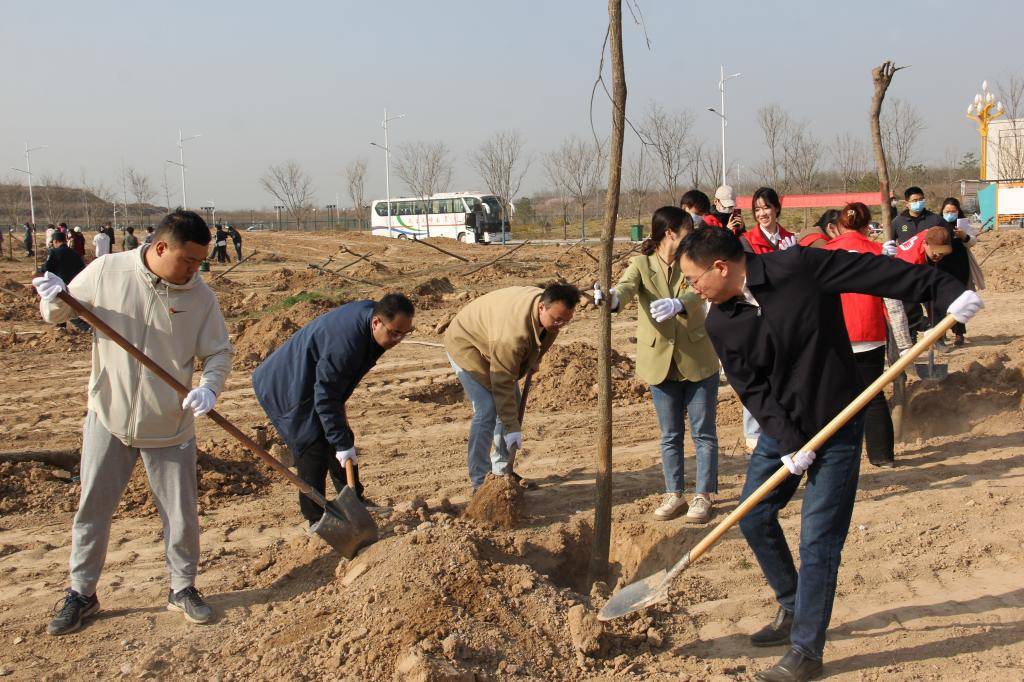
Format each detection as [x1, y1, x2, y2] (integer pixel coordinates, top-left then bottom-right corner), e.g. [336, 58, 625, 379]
[648, 374, 719, 494]
[737, 415, 865, 661]
[743, 405, 762, 441]
[449, 355, 521, 488]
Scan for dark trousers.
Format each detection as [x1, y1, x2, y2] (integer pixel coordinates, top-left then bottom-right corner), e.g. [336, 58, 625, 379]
[854, 347, 894, 465]
[233, 243, 242, 260]
[293, 438, 364, 525]
[738, 415, 864, 661]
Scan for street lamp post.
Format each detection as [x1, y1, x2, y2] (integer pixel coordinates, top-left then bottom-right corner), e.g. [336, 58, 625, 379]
[966, 80, 1005, 181]
[167, 129, 201, 209]
[10, 141, 46, 226]
[371, 109, 406, 238]
[326, 204, 337, 231]
[274, 205, 284, 230]
[708, 66, 741, 186]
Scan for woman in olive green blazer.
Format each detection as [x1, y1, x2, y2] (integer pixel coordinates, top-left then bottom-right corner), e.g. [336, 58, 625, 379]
[596, 207, 721, 523]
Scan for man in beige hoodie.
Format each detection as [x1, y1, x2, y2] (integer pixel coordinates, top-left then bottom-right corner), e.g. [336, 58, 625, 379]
[443, 283, 579, 490]
[31, 209, 233, 635]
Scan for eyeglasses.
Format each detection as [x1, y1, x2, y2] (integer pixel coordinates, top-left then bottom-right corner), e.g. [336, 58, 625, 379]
[377, 318, 415, 340]
[684, 265, 715, 289]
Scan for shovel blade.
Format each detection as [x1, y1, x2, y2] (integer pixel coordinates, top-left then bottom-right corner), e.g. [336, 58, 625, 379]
[913, 362, 949, 380]
[598, 569, 671, 621]
[308, 486, 379, 559]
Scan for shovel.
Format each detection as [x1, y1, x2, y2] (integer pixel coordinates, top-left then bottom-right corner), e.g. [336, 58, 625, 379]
[55, 290, 378, 558]
[599, 313, 960, 621]
[913, 304, 948, 381]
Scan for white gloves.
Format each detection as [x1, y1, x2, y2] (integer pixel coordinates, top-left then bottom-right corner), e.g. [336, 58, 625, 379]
[336, 447, 358, 467]
[650, 297, 684, 323]
[181, 387, 216, 417]
[504, 431, 523, 452]
[781, 449, 816, 475]
[778, 235, 799, 250]
[593, 283, 620, 310]
[947, 290, 983, 324]
[881, 240, 898, 256]
[31, 271, 67, 303]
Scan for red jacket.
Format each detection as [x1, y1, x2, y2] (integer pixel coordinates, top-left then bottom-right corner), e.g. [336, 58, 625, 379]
[822, 231, 886, 343]
[742, 224, 795, 254]
[895, 231, 928, 266]
[799, 232, 828, 248]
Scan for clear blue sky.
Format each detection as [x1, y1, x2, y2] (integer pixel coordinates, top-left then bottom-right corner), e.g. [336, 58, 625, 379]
[3, 0, 1022, 209]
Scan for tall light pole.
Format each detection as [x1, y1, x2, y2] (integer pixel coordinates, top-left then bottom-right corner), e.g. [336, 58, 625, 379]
[370, 108, 405, 237]
[966, 80, 1005, 181]
[710, 66, 741, 186]
[10, 142, 46, 226]
[167, 129, 201, 209]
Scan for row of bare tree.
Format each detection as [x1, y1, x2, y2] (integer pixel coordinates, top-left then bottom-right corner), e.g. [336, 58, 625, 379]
[0, 167, 163, 228]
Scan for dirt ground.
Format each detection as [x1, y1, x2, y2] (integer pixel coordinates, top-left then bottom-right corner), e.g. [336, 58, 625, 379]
[1, 229, 1023, 680]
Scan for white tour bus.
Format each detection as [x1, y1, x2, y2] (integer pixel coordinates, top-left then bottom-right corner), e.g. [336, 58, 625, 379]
[369, 192, 509, 243]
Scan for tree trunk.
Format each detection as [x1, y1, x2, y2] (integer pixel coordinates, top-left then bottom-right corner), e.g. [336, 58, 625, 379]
[588, 0, 626, 589]
[870, 61, 906, 241]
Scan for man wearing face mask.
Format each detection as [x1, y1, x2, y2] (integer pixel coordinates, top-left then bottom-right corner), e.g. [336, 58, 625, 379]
[252, 293, 416, 525]
[889, 186, 942, 245]
[444, 283, 580, 490]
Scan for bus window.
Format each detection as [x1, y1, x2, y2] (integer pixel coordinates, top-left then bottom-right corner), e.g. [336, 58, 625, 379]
[452, 198, 468, 213]
[375, 203, 387, 216]
[465, 197, 480, 210]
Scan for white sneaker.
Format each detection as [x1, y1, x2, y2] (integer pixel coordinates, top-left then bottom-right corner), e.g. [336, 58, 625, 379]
[653, 492, 688, 520]
[685, 494, 713, 524]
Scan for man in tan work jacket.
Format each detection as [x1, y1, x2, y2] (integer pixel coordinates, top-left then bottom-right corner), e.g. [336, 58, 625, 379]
[444, 283, 580, 491]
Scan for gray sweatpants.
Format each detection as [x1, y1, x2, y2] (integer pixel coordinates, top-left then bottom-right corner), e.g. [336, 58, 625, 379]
[69, 410, 200, 595]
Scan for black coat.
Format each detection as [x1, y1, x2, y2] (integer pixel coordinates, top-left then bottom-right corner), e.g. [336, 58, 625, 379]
[706, 248, 965, 454]
[41, 244, 85, 284]
[936, 219, 971, 286]
[252, 300, 384, 455]
[892, 209, 942, 244]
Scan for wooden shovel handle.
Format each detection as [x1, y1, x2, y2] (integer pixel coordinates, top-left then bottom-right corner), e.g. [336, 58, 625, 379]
[518, 369, 534, 424]
[668, 313, 959, 578]
[345, 458, 357, 489]
[55, 290, 318, 498]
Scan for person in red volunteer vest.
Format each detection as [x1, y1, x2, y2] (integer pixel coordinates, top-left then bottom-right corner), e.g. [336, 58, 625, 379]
[886, 226, 953, 340]
[823, 203, 913, 467]
[743, 187, 798, 254]
[796, 209, 840, 248]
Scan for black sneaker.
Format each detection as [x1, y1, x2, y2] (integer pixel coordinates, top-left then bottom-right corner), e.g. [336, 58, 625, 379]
[47, 589, 99, 636]
[751, 605, 794, 647]
[510, 470, 537, 490]
[167, 586, 213, 624]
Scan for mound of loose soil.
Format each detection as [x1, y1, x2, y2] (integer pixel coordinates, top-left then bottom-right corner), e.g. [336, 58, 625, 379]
[346, 259, 392, 279]
[0, 324, 92, 351]
[401, 378, 465, 405]
[904, 341, 1024, 438]
[412, 276, 456, 297]
[251, 251, 285, 263]
[0, 439, 273, 518]
[0, 278, 38, 322]
[975, 229, 1024, 292]
[232, 313, 300, 368]
[464, 473, 523, 528]
[231, 298, 341, 368]
[530, 341, 647, 411]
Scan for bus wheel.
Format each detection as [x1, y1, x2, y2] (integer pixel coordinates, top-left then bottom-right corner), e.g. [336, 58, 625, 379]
[397, 234, 410, 240]
[457, 232, 467, 243]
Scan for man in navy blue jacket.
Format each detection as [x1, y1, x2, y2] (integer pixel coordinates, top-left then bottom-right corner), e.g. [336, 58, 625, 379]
[253, 293, 415, 524]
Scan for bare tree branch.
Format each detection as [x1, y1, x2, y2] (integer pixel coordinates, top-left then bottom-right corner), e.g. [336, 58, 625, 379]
[126, 167, 155, 226]
[623, 148, 653, 227]
[549, 135, 606, 239]
[260, 161, 317, 226]
[831, 133, 870, 191]
[470, 130, 531, 235]
[642, 102, 694, 199]
[757, 103, 792, 191]
[881, 97, 925, 191]
[345, 157, 368, 224]
[995, 75, 1024, 179]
